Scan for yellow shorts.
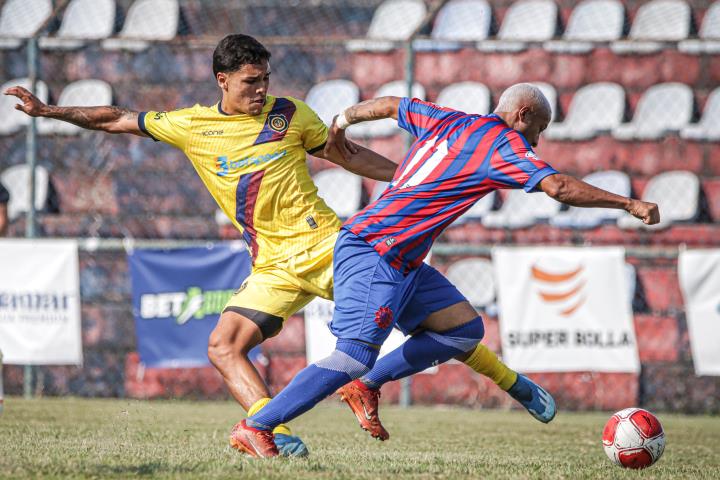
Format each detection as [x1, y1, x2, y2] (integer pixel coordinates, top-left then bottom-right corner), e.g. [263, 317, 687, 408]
[224, 231, 337, 327]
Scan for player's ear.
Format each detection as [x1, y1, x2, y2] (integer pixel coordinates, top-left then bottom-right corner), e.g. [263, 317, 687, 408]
[518, 105, 532, 125]
[216, 72, 228, 92]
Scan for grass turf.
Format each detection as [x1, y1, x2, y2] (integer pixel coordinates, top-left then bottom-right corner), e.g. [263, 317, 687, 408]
[0, 397, 718, 479]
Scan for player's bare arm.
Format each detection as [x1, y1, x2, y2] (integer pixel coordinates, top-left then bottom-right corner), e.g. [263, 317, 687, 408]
[318, 137, 397, 182]
[540, 173, 660, 225]
[4, 85, 145, 136]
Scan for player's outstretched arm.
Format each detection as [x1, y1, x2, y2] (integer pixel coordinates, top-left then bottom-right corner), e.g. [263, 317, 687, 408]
[4, 86, 145, 136]
[539, 173, 660, 225]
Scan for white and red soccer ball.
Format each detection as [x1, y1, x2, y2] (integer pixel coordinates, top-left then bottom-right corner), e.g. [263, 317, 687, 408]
[602, 408, 665, 469]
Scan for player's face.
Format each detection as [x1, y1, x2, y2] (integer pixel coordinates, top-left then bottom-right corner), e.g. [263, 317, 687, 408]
[217, 61, 271, 116]
[516, 107, 550, 148]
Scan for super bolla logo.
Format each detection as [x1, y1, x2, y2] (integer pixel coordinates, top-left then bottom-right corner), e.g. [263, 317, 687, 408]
[139, 287, 234, 324]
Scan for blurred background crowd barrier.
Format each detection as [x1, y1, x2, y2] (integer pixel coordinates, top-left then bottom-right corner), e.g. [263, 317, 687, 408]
[0, 0, 719, 413]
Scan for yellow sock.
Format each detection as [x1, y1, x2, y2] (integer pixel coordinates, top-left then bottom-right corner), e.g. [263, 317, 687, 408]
[247, 397, 292, 436]
[463, 344, 518, 391]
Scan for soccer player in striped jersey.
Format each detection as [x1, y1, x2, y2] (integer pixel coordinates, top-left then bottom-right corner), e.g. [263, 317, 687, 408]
[5, 35, 548, 457]
[234, 84, 659, 456]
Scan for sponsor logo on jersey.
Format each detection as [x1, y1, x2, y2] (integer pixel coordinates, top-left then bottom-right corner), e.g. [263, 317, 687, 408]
[215, 150, 287, 177]
[306, 215, 319, 229]
[384, 237, 396, 247]
[525, 151, 540, 160]
[202, 130, 224, 136]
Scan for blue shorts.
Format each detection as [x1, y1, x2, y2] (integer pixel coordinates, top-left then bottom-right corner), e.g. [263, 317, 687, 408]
[330, 228, 467, 345]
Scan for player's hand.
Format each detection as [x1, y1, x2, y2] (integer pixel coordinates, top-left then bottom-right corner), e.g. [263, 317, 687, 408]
[4, 85, 49, 117]
[627, 199, 660, 225]
[325, 115, 358, 162]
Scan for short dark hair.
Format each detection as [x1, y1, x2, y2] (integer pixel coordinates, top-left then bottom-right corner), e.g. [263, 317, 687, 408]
[212, 34, 271, 76]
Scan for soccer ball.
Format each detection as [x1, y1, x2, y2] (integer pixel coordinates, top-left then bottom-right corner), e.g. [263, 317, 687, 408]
[602, 408, 665, 469]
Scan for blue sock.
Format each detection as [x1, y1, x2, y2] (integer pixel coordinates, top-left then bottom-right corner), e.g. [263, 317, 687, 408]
[361, 317, 484, 389]
[247, 339, 378, 430]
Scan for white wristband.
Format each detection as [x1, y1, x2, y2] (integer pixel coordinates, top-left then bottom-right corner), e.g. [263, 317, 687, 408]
[335, 111, 350, 130]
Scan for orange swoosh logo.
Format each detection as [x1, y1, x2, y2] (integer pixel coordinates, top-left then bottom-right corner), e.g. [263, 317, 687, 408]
[538, 281, 586, 302]
[531, 265, 583, 283]
[559, 297, 585, 316]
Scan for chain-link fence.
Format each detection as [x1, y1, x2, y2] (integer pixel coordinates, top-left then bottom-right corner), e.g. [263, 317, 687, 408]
[0, 0, 719, 412]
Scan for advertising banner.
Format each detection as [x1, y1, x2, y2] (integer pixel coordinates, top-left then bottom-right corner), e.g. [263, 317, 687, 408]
[493, 246, 639, 373]
[128, 244, 251, 368]
[0, 239, 82, 365]
[678, 249, 720, 376]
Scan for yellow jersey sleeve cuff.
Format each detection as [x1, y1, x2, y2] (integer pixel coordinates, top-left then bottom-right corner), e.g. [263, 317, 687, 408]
[138, 112, 159, 142]
[306, 142, 326, 155]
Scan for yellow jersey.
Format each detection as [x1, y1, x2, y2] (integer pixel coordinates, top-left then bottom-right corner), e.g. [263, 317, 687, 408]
[139, 95, 342, 267]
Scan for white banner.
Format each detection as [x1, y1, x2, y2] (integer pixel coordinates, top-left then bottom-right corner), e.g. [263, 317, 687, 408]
[679, 249, 720, 376]
[304, 298, 437, 373]
[493, 247, 639, 373]
[0, 240, 82, 365]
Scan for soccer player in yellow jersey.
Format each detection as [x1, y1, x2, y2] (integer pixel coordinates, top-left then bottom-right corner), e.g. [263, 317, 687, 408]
[6, 34, 554, 457]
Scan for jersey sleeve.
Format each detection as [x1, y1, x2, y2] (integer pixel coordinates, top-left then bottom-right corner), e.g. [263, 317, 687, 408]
[138, 107, 195, 150]
[397, 97, 461, 138]
[292, 98, 329, 154]
[488, 130, 558, 192]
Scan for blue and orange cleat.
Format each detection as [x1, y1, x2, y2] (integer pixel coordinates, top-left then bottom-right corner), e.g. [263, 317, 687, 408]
[229, 420, 279, 458]
[337, 379, 390, 441]
[274, 433, 309, 457]
[508, 374, 556, 423]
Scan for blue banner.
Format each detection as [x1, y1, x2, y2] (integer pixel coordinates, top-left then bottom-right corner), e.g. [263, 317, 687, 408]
[128, 244, 252, 368]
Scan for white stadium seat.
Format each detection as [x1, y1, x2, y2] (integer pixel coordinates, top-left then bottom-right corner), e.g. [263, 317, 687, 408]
[0, 164, 50, 221]
[612, 83, 693, 141]
[445, 258, 496, 308]
[0, 0, 52, 49]
[414, 0, 492, 51]
[346, 0, 426, 53]
[38, 80, 113, 135]
[478, 0, 557, 53]
[39, 0, 116, 50]
[680, 1, 720, 54]
[313, 168, 362, 219]
[533, 82, 557, 121]
[0, 78, 49, 135]
[550, 170, 631, 229]
[611, 0, 691, 54]
[544, 0, 625, 54]
[681, 87, 720, 141]
[482, 189, 561, 229]
[305, 80, 360, 127]
[456, 191, 496, 223]
[348, 80, 425, 138]
[617, 171, 699, 230]
[545, 83, 625, 141]
[436, 82, 491, 114]
[102, 0, 178, 51]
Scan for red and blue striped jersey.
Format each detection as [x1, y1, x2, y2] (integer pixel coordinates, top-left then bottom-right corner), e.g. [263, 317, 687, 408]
[346, 97, 558, 273]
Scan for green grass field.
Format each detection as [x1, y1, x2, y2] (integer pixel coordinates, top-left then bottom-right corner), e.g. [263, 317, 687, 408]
[0, 397, 718, 479]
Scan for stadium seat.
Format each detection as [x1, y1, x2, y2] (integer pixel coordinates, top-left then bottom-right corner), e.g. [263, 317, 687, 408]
[0, 0, 52, 49]
[533, 82, 557, 121]
[102, 0, 178, 51]
[617, 171, 699, 230]
[0, 164, 50, 221]
[545, 83, 625, 140]
[611, 0, 691, 55]
[550, 170, 630, 229]
[445, 258, 496, 308]
[313, 168, 362, 219]
[369, 181, 389, 203]
[456, 191, 497, 223]
[39, 0, 115, 50]
[679, 1, 720, 54]
[348, 80, 425, 138]
[38, 80, 113, 135]
[544, 0, 625, 54]
[0, 78, 49, 135]
[681, 87, 720, 141]
[478, 0, 557, 53]
[482, 190, 561, 229]
[305, 80, 360, 127]
[436, 82, 491, 114]
[346, 0, 427, 53]
[612, 83, 693, 141]
[414, 0, 492, 51]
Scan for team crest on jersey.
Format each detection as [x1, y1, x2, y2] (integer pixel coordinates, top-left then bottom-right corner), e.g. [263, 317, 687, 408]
[374, 306, 394, 329]
[268, 114, 289, 133]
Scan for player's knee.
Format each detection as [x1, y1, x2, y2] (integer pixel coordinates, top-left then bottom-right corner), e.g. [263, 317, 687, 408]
[207, 329, 233, 366]
[435, 316, 485, 353]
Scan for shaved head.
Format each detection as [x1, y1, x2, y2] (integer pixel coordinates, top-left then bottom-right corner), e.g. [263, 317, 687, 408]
[493, 83, 552, 147]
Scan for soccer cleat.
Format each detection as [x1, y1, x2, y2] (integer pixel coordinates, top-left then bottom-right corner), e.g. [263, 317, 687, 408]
[274, 433, 309, 457]
[337, 379, 390, 441]
[508, 374, 557, 423]
[229, 420, 279, 458]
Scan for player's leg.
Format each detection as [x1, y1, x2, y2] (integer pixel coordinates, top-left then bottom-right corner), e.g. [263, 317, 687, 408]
[234, 229, 413, 456]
